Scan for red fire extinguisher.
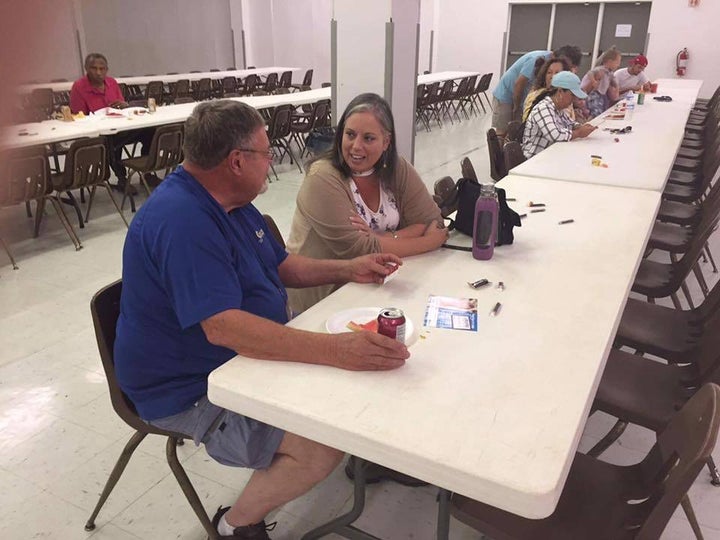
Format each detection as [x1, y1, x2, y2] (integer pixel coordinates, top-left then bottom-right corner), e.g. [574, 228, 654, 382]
[676, 48, 689, 77]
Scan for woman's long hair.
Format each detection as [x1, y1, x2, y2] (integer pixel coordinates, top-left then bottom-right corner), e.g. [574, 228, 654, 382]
[309, 93, 398, 187]
[527, 87, 561, 117]
[531, 57, 570, 91]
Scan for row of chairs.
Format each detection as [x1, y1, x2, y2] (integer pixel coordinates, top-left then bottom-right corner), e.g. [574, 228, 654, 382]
[18, 70, 315, 119]
[1, 94, 332, 266]
[416, 73, 493, 132]
[0, 138, 128, 268]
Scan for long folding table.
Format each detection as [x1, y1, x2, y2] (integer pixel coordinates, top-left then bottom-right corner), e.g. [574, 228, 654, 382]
[208, 175, 661, 538]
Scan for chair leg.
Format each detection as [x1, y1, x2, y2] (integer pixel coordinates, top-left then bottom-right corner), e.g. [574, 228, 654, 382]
[101, 183, 129, 228]
[586, 419, 628, 458]
[707, 456, 720, 486]
[705, 243, 718, 273]
[33, 197, 47, 238]
[165, 437, 218, 540]
[679, 281, 695, 309]
[25, 201, 32, 218]
[680, 494, 705, 540]
[48, 197, 82, 251]
[692, 262, 710, 297]
[670, 292, 684, 310]
[59, 190, 85, 229]
[85, 431, 148, 531]
[0, 234, 19, 269]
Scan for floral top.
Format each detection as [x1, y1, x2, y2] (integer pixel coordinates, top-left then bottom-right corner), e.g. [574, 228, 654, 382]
[349, 178, 400, 233]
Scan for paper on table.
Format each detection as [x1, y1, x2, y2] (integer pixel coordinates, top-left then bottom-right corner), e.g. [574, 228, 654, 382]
[423, 295, 478, 331]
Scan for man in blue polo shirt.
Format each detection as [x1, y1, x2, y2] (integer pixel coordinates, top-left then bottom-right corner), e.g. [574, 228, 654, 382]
[492, 44, 582, 138]
[114, 100, 409, 540]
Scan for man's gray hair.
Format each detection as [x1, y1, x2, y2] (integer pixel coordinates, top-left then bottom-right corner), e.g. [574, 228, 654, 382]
[84, 53, 108, 69]
[183, 100, 266, 169]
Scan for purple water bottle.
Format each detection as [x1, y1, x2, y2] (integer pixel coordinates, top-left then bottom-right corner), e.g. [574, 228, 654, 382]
[472, 183, 498, 260]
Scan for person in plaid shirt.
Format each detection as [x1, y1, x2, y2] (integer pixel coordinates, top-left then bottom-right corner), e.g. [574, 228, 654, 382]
[521, 71, 597, 159]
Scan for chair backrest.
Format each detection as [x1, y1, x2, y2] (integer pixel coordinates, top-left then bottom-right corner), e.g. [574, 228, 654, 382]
[321, 82, 331, 88]
[119, 83, 130, 101]
[486, 128, 507, 181]
[222, 76, 238, 93]
[127, 99, 147, 108]
[0, 147, 49, 208]
[174, 79, 191, 98]
[503, 141, 526, 172]
[145, 124, 184, 171]
[279, 70, 292, 88]
[506, 120, 524, 143]
[91, 280, 185, 436]
[634, 383, 720, 539]
[460, 156, 477, 181]
[433, 176, 458, 218]
[193, 78, 211, 101]
[275, 87, 290, 95]
[262, 214, 285, 249]
[145, 80, 165, 104]
[478, 72, 493, 93]
[265, 72, 279, 92]
[174, 96, 195, 105]
[90, 280, 146, 431]
[244, 74, 260, 94]
[439, 80, 454, 100]
[425, 81, 440, 104]
[302, 68, 313, 87]
[268, 104, 294, 140]
[27, 88, 54, 120]
[58, 136, 109, 190]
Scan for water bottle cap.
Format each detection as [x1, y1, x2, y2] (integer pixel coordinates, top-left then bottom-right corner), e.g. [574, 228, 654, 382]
[480, 183, 496, 196]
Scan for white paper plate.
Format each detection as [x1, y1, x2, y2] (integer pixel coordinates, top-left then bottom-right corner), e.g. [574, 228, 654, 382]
[325, 307, 417, 346]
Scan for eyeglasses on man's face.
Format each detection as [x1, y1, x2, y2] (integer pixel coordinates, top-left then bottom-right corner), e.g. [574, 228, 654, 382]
[238, 148, 274, 160]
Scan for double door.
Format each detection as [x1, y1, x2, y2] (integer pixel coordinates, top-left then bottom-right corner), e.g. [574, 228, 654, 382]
[505, 2, 651, 77]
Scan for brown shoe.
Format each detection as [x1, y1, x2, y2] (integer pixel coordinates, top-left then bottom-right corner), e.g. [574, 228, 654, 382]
[210, 506, 275, 539]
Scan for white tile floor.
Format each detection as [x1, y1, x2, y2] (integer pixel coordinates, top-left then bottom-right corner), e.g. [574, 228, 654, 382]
[1, 106, 719, 539]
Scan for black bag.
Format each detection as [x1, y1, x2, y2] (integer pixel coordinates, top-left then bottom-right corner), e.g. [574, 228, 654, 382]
[443, 177, 521, 249]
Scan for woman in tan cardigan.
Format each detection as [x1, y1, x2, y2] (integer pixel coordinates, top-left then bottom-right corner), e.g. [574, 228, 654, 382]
[287, 93, 447, 313]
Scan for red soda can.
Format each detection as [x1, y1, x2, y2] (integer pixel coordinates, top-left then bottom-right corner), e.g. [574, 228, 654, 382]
[377, 308, 406, 343]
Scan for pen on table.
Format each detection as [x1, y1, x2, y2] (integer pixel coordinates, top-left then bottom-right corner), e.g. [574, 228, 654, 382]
[489, 302, 502, 317]
[530, 208, 546, 213]
[528, 202, 545, 208]
[558, 219, 574, 225]
[519, 213, 527, 219]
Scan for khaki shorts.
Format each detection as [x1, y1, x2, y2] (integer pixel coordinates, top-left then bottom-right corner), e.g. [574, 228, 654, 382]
[491, 98, 513, 134]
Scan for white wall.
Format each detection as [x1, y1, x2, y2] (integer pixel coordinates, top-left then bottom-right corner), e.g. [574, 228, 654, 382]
[80, 0, 234, 76]
[271, 0, 332, 87]
[645, 0, 720, 97]
[241, 0, 274, 68]
[433, 0, 720, 98]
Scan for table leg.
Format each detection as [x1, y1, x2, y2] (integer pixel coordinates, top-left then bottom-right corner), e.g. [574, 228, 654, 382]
[300, 457, 381, 540]
[436, 489, 450, 540]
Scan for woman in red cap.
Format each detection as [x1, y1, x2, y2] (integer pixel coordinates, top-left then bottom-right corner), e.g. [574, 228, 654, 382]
[614, 54, 652, 97]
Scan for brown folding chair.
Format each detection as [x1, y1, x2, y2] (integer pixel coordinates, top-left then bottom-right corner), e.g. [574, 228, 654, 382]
[0, 147, 80, 268]
[121, 124, 184, 211]
[144, 80, 165, 105]
[50, 136, 128, 230]
[460, 156, 477, 181]
[85, 280, 219, 539]
[262, 214, 285, 249]
[437, 383, 720, 540]
[589, 323, 720, 538]
[487, 128, 507, 181]
[503, 141, 526, 173]
[291, 69, 314, 91]
[505, 121, 524, 143]
[267, 104, 302, 176]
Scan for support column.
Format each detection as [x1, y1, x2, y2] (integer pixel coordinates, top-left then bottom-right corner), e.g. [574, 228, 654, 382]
[332, 0, 421, 163]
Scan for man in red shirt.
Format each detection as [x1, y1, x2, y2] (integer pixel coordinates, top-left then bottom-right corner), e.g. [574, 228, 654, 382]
[70, 53, 152, 194]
